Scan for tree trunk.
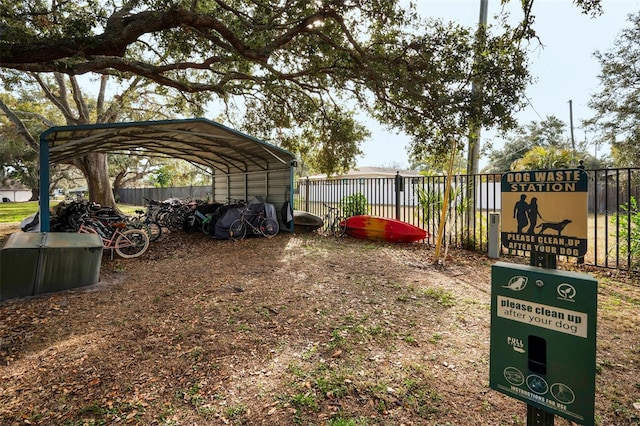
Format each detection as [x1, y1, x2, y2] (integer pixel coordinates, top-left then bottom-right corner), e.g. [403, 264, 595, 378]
[112, 170, 127, 203]
[73, 152, 119, 210]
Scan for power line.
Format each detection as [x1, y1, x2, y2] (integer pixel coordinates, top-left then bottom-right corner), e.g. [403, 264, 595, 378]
[524, 94, 544, 121]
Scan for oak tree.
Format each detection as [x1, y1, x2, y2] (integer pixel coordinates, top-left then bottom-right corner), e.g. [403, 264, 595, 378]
[0, 0, 602, 204]
[586, 11, 640, 167]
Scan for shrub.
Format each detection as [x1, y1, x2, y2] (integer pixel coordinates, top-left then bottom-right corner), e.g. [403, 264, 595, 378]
[611, 196, 640, 269]
[340, 193, 368, 217]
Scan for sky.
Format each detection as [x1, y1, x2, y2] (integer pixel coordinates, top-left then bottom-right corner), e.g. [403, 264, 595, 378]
[356, 0, 640, 169]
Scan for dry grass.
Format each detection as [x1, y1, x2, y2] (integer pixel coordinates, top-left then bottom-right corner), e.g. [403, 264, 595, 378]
[0, 226, 639, 425]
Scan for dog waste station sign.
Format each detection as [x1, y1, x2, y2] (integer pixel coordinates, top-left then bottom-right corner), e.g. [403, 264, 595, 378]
[490, 262, 597, 424]
[493, 168, 597, 425]
[501, 169, 588, 257]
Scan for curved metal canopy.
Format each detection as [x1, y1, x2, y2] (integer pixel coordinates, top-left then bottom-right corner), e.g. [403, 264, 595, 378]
[38, 118, 296, 231]
[41, 118, 295, 174]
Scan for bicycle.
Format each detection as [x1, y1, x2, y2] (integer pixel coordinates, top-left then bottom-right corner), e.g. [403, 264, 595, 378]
[143, 197, 172, 228]
[229, 206, 279, 241]
[183, 201, 221, 235]
[77, 215, 150, 258]
[321, 202, 347, 237]
[189, 208, 216, 235]
[130, 209, 163, 242]
[165, 198, 192, 232]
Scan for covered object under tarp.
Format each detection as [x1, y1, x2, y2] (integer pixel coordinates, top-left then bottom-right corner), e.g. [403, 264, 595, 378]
[38, 118, 296, 231]
[213, 197, 277, 239]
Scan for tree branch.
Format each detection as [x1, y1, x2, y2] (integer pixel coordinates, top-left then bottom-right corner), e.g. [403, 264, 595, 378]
[32, 73, 77, 125]
[69, 75, 90, 123]
[0, 98, 39, 151]
[1, 8, 268, 66]
[96, 75, 108, 119]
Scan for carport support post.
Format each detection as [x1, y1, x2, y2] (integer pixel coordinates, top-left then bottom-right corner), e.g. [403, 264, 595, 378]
[527, 250, 555, 426]
[39, 135, 50, 232]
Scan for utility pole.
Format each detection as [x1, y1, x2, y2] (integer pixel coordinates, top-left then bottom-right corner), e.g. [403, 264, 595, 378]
[568, 99, 576, 156]
[464, 0, 488, 243]
[466, 0, 489, 176]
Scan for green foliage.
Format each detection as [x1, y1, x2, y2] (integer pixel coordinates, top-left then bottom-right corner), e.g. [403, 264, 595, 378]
[369, 19, 532, 163]
[0, 92, 66, 196]
[485, 115, 609, 172]
[327, 417, 368, 426]
[586, 12, 640, 167]
[422, 287, 455, 308]
[109, 153, 157, 191]
[0, 70, 196, 207]
[290, 392, 318, 410]
[485, 116, 571, 172]
[340, 193, 368, 217]
[147, 161, 210, 188]
[244, 102, 368, 176]
[224, 404, 247, 419]
[415, 185, 443, 226]
[414, 176, 475, 251]
[488, 116, 569, 169]
[0, 1, 606, 188]
[611, 197, 640, 269]
[327, 328, 347, 349]
[510, 146, 577, 171]
[414, 180, 470, 226]
[152, 166, 173, 188]
[0, 0, 557, 175]
[412, 152, 466, 175]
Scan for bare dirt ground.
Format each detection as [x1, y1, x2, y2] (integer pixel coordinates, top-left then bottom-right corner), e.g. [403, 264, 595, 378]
[0, 225, 639, 425]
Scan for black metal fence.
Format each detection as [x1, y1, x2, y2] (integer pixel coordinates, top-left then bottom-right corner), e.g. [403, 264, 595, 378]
[295, 168, 640, 273]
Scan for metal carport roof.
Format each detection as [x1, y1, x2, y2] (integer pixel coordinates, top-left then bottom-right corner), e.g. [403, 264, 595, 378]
[38, 118, 296, 231]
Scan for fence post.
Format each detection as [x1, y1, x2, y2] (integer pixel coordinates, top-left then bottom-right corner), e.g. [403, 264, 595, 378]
[394, 171, 403, 220]
[305, 177, 310, 212]
[577, 161, 585, 264]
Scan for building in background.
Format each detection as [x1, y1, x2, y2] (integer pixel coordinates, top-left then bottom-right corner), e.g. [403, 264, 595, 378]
[0, 181, 31, 202]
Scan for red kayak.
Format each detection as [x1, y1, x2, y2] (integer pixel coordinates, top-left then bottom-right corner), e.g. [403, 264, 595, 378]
[343, 215, 428, 243]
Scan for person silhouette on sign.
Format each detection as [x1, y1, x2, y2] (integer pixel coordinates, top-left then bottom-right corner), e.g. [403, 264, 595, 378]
[513, 194, 529, 233]
[526, 197, 543, 234]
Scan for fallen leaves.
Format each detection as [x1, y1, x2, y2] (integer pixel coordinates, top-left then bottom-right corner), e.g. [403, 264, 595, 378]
[0, 232, 638, 425]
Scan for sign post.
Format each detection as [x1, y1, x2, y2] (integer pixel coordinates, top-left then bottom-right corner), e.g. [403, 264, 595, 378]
[492, 169, 596, 425]
[490, 262, 598, 424]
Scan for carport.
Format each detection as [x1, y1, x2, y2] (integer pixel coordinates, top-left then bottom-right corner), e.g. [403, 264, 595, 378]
[38, 118, 296, 231]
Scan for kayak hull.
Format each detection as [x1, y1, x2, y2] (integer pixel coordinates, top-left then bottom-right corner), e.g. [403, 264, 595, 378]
[344, 215, 428, 243]
[293, 210, 324, 232]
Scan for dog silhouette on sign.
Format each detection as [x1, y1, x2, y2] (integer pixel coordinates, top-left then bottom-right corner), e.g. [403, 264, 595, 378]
[536, 219, 572, 236]
[502, 276, 528, 291]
